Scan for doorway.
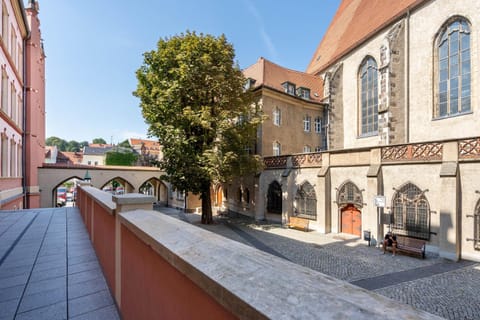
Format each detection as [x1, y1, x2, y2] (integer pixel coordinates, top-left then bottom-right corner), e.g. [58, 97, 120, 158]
[341, 205, 361, 236]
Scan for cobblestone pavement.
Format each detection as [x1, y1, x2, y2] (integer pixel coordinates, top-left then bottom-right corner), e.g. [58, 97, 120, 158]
[157, 207, 480, 320]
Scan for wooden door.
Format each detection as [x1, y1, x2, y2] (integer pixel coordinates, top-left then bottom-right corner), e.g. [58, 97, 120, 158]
[341, 205, 362, 236]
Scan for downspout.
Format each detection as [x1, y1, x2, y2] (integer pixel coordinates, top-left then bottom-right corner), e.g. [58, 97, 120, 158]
[22, 3, 31, 209]
[405, 9, 410, 143]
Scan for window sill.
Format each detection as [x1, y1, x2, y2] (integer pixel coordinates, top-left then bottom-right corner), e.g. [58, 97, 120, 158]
[358, 131, 378, 139]
[432, 111, 473, 121]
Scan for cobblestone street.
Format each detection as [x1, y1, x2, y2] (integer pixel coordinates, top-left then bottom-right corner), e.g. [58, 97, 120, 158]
[158, 207, 480, 320]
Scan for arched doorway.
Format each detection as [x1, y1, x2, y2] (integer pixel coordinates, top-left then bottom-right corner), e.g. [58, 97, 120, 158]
[337, 181, 363, 237]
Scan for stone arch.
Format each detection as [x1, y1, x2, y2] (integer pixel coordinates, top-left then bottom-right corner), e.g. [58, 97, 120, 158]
[52, 175, 83, 207]
[473, 199, 480, 250]
[391, 182, 430, 240]
[336, 180, 363, 209]
[267, 180, 282, 214]
[100, 176, 134, 193]
[139, 177, 168, 205]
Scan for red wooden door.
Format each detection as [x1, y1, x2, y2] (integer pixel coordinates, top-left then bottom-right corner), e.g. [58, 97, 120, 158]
[341, 205, 362, 236]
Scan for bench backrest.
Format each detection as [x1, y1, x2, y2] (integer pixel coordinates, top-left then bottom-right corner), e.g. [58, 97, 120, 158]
[396, 235, 425, 248]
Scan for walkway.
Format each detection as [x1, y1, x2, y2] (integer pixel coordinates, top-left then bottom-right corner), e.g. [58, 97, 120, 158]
[158, 207, 480, 320]
[0, 208, 119, 320]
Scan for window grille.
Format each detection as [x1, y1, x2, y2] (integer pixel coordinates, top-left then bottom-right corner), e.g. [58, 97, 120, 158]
[294, 182, 317, 220]
[392, 183, 430, 240]
[267, 181, 282, 214]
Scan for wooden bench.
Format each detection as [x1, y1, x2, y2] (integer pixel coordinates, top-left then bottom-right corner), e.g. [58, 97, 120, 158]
[287, 216, 309, 231]
[386, 235, 426, 259]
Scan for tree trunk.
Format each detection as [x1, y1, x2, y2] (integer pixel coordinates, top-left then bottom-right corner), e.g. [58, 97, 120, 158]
[201, 188, 213, 224]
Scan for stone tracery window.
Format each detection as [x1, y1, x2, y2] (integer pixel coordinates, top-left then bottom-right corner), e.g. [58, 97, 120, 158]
[391, 183, 430, 240]
[337, 181, 363, 209]
[435, 18, 471, 118]
[359, 57, 378, 136]
[294, 182, 317, 220]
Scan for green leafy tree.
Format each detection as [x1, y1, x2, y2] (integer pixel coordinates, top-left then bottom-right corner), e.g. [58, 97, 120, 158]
[92, 138, 107, 144]
[66, 140, 80, 152]
[118, 139, 131, 148]
[134, 31, 263, 224]
[46, 136, 67, 151]
[105, 151, 138, 166]
[79, 141, 89, 149]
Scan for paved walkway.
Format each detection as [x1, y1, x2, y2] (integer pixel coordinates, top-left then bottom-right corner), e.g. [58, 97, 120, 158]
[0, 208, 119, 320]
[158, 207, 480, 320]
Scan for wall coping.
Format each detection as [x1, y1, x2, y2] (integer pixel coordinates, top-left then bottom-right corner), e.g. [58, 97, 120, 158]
[118, 209, 442, 320]
[112, 193, 155, 205]
[80, 186, 116, 214]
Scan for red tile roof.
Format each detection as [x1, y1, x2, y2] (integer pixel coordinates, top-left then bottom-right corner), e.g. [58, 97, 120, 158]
[306, 0, 426, 75]
[243, 57, 324, 103]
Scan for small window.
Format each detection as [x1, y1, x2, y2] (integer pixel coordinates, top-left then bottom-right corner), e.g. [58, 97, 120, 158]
[273, 141, 281, 156]
[297, 87, 310, 100]
[245, 77, 256, 90]
[303, 115, 311, 132]
[314, 117, 321, 133]
[303, 145, 311, 153]
[315, 146, 322, 152]
[282, 82, 296, 95]
[273, 107, 281, 126]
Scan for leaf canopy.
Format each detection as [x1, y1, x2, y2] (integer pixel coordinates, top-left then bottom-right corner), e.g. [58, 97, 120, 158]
[134, 31, 263, 194]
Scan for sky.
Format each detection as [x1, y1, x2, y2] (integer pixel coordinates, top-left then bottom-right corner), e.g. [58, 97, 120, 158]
[38, 1, 340, 144]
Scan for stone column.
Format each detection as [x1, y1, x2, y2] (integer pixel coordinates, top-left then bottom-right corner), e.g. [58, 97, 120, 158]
[366, 148, 383, 246]
[317, 152, 331, 233]
[254, 175, 265, 221]
[438, 142, 460, 261]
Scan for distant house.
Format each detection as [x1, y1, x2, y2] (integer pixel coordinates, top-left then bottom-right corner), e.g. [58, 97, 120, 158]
[82, 146, 113, 166]
[129, 138, 163, 165]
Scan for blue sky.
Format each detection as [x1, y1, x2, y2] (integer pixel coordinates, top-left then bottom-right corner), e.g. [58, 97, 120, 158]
[39, 1, 340, 144]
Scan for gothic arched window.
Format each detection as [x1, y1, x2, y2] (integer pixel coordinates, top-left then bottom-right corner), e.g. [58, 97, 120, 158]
[294, 182, 317, 220]
[435, 18, 471, 118]
[359, 56, 378, 136]
[337, 181, 363, 209]
[392, 183, 430, 240]
[267, 181, 282, 214]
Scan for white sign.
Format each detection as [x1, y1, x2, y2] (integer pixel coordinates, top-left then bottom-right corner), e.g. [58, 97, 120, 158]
[374, 195, 386, 207]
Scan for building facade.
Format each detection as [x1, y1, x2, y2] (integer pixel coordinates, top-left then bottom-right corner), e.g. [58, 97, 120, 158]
[0, 0, 44, 210]
[224, 0, 480, 262]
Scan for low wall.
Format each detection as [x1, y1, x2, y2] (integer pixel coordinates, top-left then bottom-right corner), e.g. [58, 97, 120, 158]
[77, 185, 442, 320]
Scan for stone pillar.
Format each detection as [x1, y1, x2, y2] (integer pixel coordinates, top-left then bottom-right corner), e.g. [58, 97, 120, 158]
[254, 175, 265, 221]
[438, 142, 460, 261]
[317, 152, 331, 233]
[281, 157, 294, 225]
[112, 193, 155, 307]
[366, 148, 383, 246]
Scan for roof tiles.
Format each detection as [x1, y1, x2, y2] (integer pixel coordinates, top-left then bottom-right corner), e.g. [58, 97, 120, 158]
[306, 0, 426, 75]
[243, 57, 324, 103]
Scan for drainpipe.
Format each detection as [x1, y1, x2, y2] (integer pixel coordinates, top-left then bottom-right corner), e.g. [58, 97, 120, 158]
[405, 9, 410, 143]
[22, 7, 31, 209]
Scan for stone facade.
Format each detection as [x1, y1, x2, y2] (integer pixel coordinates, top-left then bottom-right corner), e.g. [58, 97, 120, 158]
[223, 0, 480, 262]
